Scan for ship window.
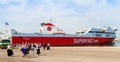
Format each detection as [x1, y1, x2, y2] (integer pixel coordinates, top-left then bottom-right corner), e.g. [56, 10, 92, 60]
[76, 32, 85, 34]
[95, 31, 103, 33]
[81, 32, 85, 34]
[53, 33, 66, 36]
[106, 34, 112, 37]
[89, 31, 94, 33]
[95, 31, 115, 34]
[76, 32, 80, 34]
[95, 34, 101, 37]
[105, 32, 115, 34]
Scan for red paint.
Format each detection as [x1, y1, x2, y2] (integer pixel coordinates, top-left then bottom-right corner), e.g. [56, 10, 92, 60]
[11, 36, 114, 46]
[44, 23, 54, 26]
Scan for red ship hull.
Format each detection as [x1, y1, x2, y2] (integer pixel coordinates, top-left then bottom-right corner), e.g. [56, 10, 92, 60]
[11, 36, 114, 46]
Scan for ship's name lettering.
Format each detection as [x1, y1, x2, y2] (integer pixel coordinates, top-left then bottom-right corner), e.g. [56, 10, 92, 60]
[74, 39, 98, 43]
[23, 37, 30, 40]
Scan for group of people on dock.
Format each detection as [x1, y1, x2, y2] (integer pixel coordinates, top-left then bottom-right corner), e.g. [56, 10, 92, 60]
[6, 42, 51, 57]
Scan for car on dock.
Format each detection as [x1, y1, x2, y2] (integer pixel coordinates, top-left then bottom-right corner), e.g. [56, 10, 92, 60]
[0, 39, 10, 49]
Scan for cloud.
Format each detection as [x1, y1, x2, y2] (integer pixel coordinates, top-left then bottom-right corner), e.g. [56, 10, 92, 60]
[0, 0, 120, 37]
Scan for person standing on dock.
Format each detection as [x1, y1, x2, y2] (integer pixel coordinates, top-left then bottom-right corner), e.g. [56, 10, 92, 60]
[36, 43, 41, 56]
[43, 42, 47, 50]
[30, 43, 35, 54]
[7, 44, 14, 56]
[47, 43, 51, 50]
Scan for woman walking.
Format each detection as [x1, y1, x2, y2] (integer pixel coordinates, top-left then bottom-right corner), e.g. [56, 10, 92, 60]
[20, 45, 27, 57]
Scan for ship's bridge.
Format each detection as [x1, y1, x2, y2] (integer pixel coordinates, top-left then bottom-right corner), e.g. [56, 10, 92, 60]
[76, 27, 117, 38]
[76, 29, 88, 35]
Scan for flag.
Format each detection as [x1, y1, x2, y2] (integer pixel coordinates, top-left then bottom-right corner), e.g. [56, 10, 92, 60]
[5, 22, 9, 25]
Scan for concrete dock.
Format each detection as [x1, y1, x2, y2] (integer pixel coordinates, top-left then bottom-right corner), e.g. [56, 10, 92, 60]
[0, 47, 120, 62]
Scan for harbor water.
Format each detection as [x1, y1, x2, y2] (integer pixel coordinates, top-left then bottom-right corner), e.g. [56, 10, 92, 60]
[114, 41, 120, 46]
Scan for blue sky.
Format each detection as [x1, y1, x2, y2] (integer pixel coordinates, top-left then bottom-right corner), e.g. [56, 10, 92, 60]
[0, 0, 120, 38]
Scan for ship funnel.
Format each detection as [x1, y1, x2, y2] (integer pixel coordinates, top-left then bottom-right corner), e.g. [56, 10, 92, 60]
[40, 23, 55, 27]
[44, 23, 55, 26]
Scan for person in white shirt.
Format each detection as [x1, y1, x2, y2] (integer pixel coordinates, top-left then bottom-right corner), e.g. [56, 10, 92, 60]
[36, 43, 41, 56]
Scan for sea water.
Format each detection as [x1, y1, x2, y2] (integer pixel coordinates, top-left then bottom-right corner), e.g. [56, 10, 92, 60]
[114, 41, 120, 46]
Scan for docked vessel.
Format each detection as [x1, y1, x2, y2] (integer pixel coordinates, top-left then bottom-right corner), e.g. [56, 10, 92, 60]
[11, 23, 117, 46]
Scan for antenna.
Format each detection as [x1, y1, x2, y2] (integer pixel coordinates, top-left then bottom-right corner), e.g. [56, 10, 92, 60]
[50, 18, 52, 23]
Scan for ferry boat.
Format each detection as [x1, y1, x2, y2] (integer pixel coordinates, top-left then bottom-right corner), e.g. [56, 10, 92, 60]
[11, 23, 117, 46]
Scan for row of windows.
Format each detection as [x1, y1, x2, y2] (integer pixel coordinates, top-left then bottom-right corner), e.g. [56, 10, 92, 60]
[95, 34, 101, 37]
[95, 34, 113, 37]
[89, 31, 115, 34]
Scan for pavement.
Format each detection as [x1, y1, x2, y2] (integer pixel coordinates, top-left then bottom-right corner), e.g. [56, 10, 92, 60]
[0, 46, 120, 62]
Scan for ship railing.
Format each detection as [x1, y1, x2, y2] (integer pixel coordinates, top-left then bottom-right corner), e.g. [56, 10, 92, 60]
[12, 33, 82, 37]
[38, 33, 79, 37]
